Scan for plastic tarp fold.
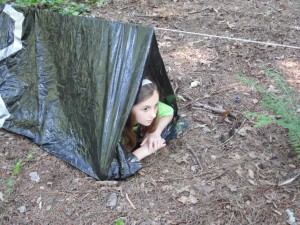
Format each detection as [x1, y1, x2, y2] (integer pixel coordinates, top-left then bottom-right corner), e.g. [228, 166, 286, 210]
[0, 5, 178, 180]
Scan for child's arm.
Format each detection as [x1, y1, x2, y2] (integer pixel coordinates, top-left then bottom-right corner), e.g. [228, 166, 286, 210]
[132, 143, 164, 161]
[133, 101, 174, 161]
[141, 115, 173, 151]
[133, 114, 173, 160]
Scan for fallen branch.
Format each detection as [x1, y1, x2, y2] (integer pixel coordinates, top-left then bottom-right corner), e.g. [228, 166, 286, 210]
[278, 173, 300, 186]
[179, 97, 199, 110]
[192, 102, 237, 118]
[135, 14, 168, 20]
[186, 143, 203, 171]
[206, 170, 228, 183]
[211, 87, 235, 95]
[95, 181, 119, 186]
[126, 193, 136, 209]
[174, 81, 179, 93]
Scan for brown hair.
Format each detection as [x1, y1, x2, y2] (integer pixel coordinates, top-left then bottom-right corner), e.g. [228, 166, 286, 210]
[122, 82, 159, 151]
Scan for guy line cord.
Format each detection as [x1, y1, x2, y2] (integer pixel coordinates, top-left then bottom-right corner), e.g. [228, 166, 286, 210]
[154, 27, 300, 50]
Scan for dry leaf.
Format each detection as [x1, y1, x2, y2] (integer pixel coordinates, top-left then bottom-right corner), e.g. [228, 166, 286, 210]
[107, 193, 117, 209]
[237, 127, 248, 136]
[248, 169, 255, 179]
[176, 186, 191, 194]
[36, 197, 42, 209]
[189, 195, 198, 204]
[248, 151, 257, 159]
[235, 169, 242, 176]
[190, 81, 201, 88]
[252, 99, 259, 104]
[177, 195, 198, 204]
[191, 165, 199, 172]
[226, 21, 236, 29]
[29, 171, 40, 183]
[175, 154, 189, 164]
[162, 185, 173, 191]
[201, 185, 215, 195]
[224, 117, 232, 124]
[228, 184, 237, 192]
[178, 196, 188, 204]
[248, 179, 257, 186]
[211, 155, 217, 160]
[229, 153, 241, 160]
[138, 169, 146, 176]
[18, 206, 26, 213]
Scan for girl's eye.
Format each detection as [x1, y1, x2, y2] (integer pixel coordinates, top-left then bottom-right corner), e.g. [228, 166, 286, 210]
[142, 107, 149, 112]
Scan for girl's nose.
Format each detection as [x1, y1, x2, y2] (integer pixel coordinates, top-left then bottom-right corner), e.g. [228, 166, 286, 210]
[150, 108, 156, 118]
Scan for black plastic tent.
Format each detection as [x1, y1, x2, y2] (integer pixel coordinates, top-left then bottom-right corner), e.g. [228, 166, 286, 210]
[0, 4, 181, 180]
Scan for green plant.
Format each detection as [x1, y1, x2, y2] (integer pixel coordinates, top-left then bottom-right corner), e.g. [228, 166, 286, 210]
[59, 2, 90, 15]
[115, 219, 125, 225]
[176, 95, 186, 102]
[27, 151, 34, 160]
[237, 69, 300, 157]
[6, 0, 90, 15]
[12, 0, 39, 7]
[85, 0, 106, 5]
[6, 178, 15, 193]
[5, 159, 23, 193]
[13, 159, 22, 175]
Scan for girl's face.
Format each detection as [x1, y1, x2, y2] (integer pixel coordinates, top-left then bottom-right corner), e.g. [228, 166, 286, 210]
[131, 90, 159, 126]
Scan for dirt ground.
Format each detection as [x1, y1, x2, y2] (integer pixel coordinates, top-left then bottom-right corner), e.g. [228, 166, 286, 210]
[1, 0, 300, 224]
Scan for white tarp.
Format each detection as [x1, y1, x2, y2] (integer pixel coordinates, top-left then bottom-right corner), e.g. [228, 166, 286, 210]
[0, 94, 10, 127]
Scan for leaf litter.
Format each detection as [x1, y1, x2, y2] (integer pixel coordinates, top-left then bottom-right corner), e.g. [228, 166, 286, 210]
[1, 0, 300, 224]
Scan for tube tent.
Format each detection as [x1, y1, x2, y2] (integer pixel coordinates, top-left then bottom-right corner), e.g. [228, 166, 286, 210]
[0, 5, 178, 180]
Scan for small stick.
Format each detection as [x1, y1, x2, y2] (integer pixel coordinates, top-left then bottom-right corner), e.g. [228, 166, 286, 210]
[95, 181, 119, 186]
[186, 143, 203, 171]
[192, 102, 237, 118]
[211, 87, 235, 95]
[278, 173, 300, 186]
[206, 170, 228, 183]
[136, 14, 167, 19]
[179, 97, 199, 110]
[126, 193, 136, 209]
[174, 81, 179, 93]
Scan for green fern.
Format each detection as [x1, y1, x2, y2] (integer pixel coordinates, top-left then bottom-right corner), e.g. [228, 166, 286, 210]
[237, 69, 300, 157]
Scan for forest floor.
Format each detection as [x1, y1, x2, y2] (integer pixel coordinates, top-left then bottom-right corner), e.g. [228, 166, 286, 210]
[1, 0, 300, 224]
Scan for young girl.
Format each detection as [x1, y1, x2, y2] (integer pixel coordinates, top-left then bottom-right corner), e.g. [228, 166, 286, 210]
[122, 79, 174, 161]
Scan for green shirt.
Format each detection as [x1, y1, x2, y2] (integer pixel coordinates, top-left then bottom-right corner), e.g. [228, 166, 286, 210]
[158, 101, 174, 118]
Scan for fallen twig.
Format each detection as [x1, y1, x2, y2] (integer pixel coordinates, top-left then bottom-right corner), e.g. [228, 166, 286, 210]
[174, 81, 179, 93]
[206, 170, 228, 183]
[192, 102, 237, 118]
[179, 97, 199, 110]
[186, 143, 203, 171]
[135, 14, 168, 20]
[95, 181, 119, 186]
[126, 193, 136, 209]
[211, 87, 235, 95]
[278, 173, 300, 186]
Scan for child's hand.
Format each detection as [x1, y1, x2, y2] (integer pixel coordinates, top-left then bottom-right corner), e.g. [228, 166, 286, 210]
[141, 132, 166, 153]
[133, 133, 166, 161]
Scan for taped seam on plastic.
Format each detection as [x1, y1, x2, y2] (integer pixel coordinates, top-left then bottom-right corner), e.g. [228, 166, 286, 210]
[0, 4, 24, 61]
[0, 94, 11, 127]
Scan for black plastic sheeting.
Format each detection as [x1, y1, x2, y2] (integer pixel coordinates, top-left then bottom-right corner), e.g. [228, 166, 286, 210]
[0, 5, 181, 180]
